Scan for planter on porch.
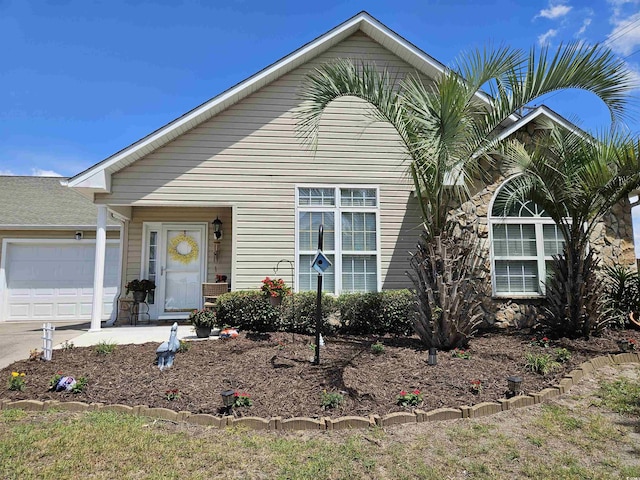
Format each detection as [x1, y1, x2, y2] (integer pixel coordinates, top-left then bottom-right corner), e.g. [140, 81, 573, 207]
[195, 326, 212, 338]
[132, 290, 147, 303]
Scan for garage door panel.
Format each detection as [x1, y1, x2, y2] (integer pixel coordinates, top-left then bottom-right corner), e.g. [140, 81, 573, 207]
[4, 242, 120, 322]
[34, 288, 56, 297]
[34, 304, 55, 317]
[8, 304, 29, 318]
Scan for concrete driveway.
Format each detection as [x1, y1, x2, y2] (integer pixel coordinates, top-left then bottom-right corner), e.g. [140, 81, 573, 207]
[0, 321, 89, 370]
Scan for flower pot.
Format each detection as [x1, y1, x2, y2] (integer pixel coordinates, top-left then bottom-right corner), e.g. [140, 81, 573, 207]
[269, 296, 282, 307]
[133, 290, 147, 303]
[195, 326, 212, 338]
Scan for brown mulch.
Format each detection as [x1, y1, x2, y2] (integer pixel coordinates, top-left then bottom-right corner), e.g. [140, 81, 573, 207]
[2, 329, 639, 419]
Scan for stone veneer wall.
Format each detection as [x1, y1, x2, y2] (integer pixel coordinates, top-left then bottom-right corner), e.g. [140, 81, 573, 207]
[449, 123, 637, 329]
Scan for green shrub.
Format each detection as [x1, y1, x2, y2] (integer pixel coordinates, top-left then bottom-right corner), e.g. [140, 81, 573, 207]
[525, 352, 560, 375]
[555, 348, 571, 363]
[371, 341, 385, 355]
[602, 264, 640, 328]
[215, 291, 279, 333]
[338, 290, 414, 335]
[280, 292, 338, 335]
[320, 390, 344, 410]
[95, 341, 117, 355]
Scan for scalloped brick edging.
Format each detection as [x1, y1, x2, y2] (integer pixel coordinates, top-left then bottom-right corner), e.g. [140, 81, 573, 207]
[2, 353, 638, 431]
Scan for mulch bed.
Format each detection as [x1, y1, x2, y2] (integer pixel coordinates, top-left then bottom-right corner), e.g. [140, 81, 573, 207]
[2, 329, 639, 419]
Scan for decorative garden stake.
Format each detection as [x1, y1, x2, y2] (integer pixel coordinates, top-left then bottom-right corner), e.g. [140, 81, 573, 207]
[311, 224, 332, 365]
[428, 347, 437, 365]
[507, 376, 523, 397]
[41, 323, 55, 361]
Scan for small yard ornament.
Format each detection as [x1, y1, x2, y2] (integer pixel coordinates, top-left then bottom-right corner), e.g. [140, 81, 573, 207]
[156, 322, 180, 371]
[220, 327, 239, 339]
[53, 376, 76, 392]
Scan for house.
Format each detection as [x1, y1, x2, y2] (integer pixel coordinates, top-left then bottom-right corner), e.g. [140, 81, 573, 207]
[0, 176, 121, 323]
[63, 12, 635, 331]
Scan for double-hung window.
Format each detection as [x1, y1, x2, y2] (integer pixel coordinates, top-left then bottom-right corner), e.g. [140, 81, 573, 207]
[490, 182, 565, 296]
[296, 186, 380, 294]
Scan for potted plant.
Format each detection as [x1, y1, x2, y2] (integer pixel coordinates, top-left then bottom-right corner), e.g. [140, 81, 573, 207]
[189, 309, 216, 338]
[125, 279, 156, 303]
[261, 277, 291, 306]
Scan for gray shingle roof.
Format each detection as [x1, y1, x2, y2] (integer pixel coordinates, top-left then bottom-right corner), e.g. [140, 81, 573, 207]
[0, 176, 118, 227]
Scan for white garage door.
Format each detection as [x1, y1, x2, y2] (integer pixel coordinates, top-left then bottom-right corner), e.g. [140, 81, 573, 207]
[4, 242, 119, 321]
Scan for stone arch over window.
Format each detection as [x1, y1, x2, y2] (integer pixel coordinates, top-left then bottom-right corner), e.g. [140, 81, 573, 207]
[488, 177, 565, 296]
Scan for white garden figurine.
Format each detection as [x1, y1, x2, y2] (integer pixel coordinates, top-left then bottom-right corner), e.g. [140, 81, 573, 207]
[156, 322, 180, 370]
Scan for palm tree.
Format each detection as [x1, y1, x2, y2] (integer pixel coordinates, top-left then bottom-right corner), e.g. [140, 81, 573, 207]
[296, 44, 634, 238]
[296, 43, 635, 348]
[499, 128, 640, 338]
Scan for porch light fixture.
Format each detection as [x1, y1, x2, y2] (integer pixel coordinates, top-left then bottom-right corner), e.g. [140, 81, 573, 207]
[212, 217, 223, 240]
[507, 376, 523, 397]
[428, 347, 437, 366]
[220, 389, 235, 415]
[75, 231, 83, 241]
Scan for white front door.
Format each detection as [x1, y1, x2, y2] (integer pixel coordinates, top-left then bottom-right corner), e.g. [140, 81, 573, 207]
[156, 224, 207, 319]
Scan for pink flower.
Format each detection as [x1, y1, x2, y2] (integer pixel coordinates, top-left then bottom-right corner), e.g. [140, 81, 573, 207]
[399, 390, 407, 396]
[413, 389, 420, 395]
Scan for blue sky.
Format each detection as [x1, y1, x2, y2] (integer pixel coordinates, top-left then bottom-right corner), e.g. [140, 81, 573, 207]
[2, 0, 640, 249]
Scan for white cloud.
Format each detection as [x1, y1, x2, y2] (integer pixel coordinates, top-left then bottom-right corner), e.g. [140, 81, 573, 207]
[607, 0, 640, 22]
[30, 168, 63, 177]
[0, 170, 16, 176]
[538, 29, 559, 46]
[536, 3, 573, 20]
[575, 18, 592, 36]
[606, 12, 640, 56]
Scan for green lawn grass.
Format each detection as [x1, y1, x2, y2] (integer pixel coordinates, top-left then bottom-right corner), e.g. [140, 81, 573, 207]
[1, 365, 639, 480]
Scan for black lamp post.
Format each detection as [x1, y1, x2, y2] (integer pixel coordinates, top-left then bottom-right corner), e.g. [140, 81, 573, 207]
[507, 376, 523, 397]
[428, 348, 437, 366]
[220, 389, 235, 415]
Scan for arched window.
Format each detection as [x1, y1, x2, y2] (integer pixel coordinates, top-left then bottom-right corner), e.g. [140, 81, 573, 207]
[489, 179, 565, 296]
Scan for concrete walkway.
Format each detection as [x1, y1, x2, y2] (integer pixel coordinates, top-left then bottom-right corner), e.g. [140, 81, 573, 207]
[0, 321, 206, 370]
[68, 324, 197, 347]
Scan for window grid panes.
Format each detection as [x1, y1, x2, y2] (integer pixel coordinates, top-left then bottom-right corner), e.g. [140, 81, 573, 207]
[342, 255, 377, 292]
[299, 254, 335, 292]
[490, 181, 565, 296]
[543, 224, 565, 256]
[297, 186, 378, 294]
[298, 188, 335, 206]
[495, 260, 539, 294]
[298, 212, 335, 251]
[342, 212, 376, 251]
[340, 188, 377, 207]
[492, 224, 536, 257]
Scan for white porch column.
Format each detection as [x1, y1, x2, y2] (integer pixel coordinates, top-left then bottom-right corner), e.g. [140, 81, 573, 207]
[90, 205, 108, 332]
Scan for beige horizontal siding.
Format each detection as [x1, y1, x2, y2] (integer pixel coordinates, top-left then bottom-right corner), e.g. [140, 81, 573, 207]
[99, 31, 426, 291]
